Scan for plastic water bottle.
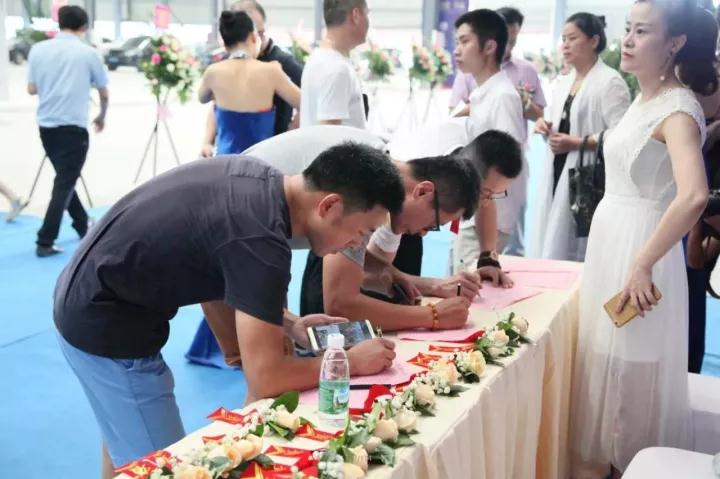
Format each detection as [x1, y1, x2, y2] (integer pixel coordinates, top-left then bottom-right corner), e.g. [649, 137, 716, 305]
[318, 333, 350, 427]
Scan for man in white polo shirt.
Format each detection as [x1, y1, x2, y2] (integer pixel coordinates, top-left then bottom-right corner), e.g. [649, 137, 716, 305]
[450, 7, 546, 257]
[300, 0, 368, 128]
[268, 127, 521, 334]
[316, 130, 522, 333]
[451, 9, 525, 272]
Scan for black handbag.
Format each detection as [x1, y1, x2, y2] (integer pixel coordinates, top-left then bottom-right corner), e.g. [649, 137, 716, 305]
[568, 131, 606, 238]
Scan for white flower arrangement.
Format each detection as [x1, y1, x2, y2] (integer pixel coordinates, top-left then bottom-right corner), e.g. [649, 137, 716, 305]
[472, 312, 532, 365]
[259, 391, 311, 440]
[491, 329, 510, 347]
[316, 454, 346, 478]
[451, 350, 487, 383]
[392, 408, 418, 433]
[123, 316, 531, 479]
[414, 365, 467, 397]
[146, 425, 271, 479]
[511, 315, 530, 335]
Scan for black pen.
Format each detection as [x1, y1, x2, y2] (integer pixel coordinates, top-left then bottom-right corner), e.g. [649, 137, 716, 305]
[456, 282, 462, 296]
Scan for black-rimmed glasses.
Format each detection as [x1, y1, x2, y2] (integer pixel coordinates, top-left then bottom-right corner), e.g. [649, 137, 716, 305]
[481, 189, 508, 200]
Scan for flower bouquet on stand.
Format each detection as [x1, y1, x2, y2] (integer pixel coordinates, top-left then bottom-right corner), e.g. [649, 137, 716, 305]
[394, 44, 436, 132]
[601, 40, 640, 98]
[363, 41, 393, 82]
[421, 46, 452, 122]
[362, 41, 393, 132]
[431, 46, 452, 85]
[135, 34, 198, 183]
[289, 33, 312, 66]
[525, 49, 565, 82]
[409, 44, 436, 85]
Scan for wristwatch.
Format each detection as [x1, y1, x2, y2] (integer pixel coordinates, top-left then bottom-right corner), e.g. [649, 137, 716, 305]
[476, 250, 501, 269]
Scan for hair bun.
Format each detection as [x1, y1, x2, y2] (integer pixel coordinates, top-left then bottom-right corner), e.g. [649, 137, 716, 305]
[597, 15, 607, 28]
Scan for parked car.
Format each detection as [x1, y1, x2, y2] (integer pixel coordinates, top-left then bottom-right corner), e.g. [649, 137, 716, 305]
[104, 35, 152, 71]
[194, 43, 227, 69]
[8, 28, 52, 64]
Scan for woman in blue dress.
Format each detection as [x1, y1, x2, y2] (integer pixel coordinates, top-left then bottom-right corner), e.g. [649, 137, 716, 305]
[197, 10, 300, 154]
[189, 9, 301, 368]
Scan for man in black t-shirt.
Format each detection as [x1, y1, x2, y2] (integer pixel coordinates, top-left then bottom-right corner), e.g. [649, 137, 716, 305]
[54, 143, 402, 476]
[200, 0, 303, 157]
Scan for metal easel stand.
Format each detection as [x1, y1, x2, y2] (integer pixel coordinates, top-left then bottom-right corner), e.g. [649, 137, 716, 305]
[133, 97, 181, 184]
[26, 155, 94, 208]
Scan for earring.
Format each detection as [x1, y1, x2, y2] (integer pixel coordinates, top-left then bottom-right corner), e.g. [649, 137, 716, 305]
[660, 51, 674, 82]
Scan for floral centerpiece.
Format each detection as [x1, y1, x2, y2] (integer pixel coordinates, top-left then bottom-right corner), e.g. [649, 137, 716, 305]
[289, 33, 313, 65]
[140, 35, 198, 104]
[362, 41, 393, 82]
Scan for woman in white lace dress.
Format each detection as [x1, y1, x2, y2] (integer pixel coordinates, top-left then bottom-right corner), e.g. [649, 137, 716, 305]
[570, 2, 718, 478]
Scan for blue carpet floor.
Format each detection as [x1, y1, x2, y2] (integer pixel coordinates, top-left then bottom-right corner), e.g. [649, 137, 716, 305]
[1, 202, 718, 477]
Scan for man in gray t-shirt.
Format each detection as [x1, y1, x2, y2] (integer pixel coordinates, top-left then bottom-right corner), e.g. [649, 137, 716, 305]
[192, 125, 386, 364]
[54, 143, 403, 473]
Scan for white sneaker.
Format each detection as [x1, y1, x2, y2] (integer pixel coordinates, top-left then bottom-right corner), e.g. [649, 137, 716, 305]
[6, 199, 27, 222]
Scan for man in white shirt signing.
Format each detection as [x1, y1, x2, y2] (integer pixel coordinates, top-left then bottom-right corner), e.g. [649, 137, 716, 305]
[300, 0, 368, 128]
[452, 9, 526, 273]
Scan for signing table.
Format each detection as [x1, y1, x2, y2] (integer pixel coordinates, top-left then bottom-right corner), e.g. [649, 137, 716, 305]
[117, 257, 581, 479]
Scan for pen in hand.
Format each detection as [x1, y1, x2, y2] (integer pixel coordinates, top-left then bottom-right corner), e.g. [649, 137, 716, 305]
[456, 282, 461, 297]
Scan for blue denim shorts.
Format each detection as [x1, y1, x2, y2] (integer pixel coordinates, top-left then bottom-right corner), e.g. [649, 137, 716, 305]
[56, 330, 185, 467]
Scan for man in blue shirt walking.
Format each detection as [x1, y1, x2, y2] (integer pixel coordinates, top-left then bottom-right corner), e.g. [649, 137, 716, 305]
[27, 5, 109, 257]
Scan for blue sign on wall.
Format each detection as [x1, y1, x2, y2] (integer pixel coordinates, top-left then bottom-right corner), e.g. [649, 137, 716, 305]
[436, 0, 469, 84]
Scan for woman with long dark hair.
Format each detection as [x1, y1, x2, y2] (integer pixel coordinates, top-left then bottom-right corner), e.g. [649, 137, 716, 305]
[570, 1, 717, 477]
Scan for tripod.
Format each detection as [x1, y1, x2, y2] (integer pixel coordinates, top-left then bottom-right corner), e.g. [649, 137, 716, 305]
[133, 101, 181, 184]
[422, 82, 442, 124]
[26, 155, 94, 208]
[391, 82, 419, 134]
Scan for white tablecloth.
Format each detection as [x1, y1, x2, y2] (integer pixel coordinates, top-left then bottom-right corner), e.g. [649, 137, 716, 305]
[379, 286, 580, 479]
[623, 447, 717, 479]
[118, 259, 582, 479]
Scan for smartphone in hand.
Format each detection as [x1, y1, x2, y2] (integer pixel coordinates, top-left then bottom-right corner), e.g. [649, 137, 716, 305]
[603, 285, 662, 327]
[307, 319, 376, 352]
